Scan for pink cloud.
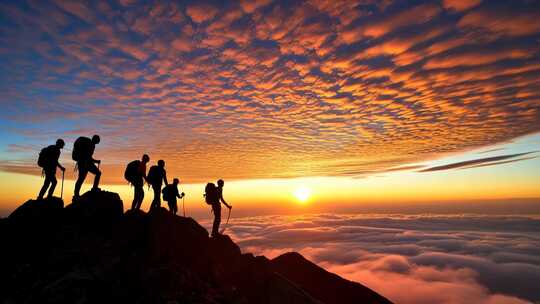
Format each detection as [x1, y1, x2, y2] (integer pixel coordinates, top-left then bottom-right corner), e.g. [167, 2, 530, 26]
[186, 3, 219, 23]
[229, 214, 539, 304]
[459, 8, 540, 37]
[443, 0, 482, 12]
[341, 3, 442, 43]
[239, 0, 272, 14]
[1, 0, 540, 185]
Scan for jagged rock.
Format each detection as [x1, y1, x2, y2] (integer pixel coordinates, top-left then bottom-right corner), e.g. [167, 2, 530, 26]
[271, 252, 393, 304]
[64, 190, 123, 226]
[8, 196, 63, 222]
[1, 191, 392, 304]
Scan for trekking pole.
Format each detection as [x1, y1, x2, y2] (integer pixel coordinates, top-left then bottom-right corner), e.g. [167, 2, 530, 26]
[182, 196, 186, 217]
[220, 206, 232, 234]
[61, 170, 65, 200]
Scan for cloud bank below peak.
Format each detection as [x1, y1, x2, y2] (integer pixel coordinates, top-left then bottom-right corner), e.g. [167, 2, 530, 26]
[225, 214, 540, 304]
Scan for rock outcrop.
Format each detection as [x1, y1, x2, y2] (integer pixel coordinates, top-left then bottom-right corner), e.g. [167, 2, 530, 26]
[0, 191, 392, 304]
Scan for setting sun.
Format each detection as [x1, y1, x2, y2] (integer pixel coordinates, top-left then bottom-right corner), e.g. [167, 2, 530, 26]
[294, 187, 312, 203]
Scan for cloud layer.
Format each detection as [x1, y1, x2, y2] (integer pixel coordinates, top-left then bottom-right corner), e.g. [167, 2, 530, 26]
[224, 214, 540, 304]
[1, 0, 540, 183]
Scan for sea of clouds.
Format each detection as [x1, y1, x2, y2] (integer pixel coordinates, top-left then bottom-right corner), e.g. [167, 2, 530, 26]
[215, 214, 540, 304]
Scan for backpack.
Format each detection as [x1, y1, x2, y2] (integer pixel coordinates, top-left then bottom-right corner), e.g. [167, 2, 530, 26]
[147, 165, 161, 185]
[72, 137, 92, 161]
[124, 160, 141, 184]
[204, 183, 218, 205]
[37, 145, 57, 168]
[162, 185, 174, 201]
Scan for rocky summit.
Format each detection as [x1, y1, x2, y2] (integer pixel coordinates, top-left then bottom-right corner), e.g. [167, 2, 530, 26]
[0, 191, 392, 304]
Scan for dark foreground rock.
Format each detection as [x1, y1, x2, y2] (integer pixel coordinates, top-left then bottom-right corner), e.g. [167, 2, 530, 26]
[0, 191, 392, 304]
[271, 252, 393, 304]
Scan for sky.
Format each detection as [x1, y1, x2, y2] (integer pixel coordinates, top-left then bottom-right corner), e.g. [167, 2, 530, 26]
[1, 1, 540, 303]
[1, 0, 539, 213]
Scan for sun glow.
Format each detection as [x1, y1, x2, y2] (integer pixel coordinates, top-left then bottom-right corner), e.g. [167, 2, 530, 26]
[294, 187, 312, 203]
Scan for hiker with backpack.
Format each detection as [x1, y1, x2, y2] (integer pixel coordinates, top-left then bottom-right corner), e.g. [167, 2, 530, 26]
[162, 178, 184, 215]
[205, 179, 232, 237]
[148, 159, 168, 211]
[37, 139, 66, 200]
[125, 154, 150, 210]
[73, 135, 101, 200]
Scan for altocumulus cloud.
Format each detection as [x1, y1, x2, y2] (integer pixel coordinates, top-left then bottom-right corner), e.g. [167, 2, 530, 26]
[218, 214, 540, 304]
[0, 0, 540, 183]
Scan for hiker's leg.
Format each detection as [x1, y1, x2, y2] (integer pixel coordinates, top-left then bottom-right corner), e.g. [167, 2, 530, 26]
[130, 187, 137, 210]
[212, 204, 221, 236]
[74, 165, 88, 198]
[131, 185, 140, 210]
[151, 184, 160, 210]
[133, 184, 144, 210]
[153, 184, 159, 204]
[173, 202, 177, 215]
[38, 173, 51, 200]
[87, 163, 101, 190]
[93, 170, 101, 190]
[138, 185, 144, 209]
[47, 174, 57, 198]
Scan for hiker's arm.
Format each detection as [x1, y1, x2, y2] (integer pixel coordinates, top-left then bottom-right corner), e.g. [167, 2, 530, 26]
[163, 171, 168, 186]
[56, 153, 65, 171]
[92, 158, 101, 164]
[221, 197, 231, 209]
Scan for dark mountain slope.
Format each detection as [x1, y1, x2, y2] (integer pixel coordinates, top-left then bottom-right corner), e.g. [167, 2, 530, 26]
[0, 190, 392, 304]
[271, 252, 392, 304]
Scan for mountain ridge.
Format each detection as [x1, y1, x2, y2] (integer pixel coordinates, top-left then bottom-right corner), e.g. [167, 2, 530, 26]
[0, 190, 392, 304]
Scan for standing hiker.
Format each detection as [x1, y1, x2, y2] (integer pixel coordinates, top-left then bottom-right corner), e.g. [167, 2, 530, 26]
[205, 179, 232, 237]
[125, 154, 150, 211]
[37, 139, 66, 200]
[73, 135, 101, 200]
[162, 178, 184, 215]
[148, 159, 168, 211]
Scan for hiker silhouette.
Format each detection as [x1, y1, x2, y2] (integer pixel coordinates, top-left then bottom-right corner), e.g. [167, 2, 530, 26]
[162, 178, 184, 215]
[125, 154, 150, 210]
[37, 139, 66, 200]
[73, 135, 101, 200]
[205, 179, 232, 237]
[148, 159, 168, 211]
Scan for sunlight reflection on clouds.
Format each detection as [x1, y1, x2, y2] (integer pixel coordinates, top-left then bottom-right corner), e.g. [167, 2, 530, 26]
[225, 214, 540, 304]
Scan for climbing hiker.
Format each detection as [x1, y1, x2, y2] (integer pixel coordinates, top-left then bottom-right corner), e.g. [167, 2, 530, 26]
[205, 179, 231, 237]
[148, 159, 168, 211]
[162, 178, 184, 215]
[37, 139, 66, 200]
[125, 154, 150, 210]
[73, 135, 101, 200]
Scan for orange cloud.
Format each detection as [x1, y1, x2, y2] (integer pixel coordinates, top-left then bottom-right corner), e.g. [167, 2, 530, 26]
[342, 3, 442, 43]
[186, 2, 219, 23]
[459, 7, 540, 37]
[442, 0, 481, 12]
[1, 0, 540, 184]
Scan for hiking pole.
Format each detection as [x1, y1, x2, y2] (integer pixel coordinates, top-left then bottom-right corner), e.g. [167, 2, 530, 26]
[220, 206, 232, 234]
[61, 170, 65, 200]
[182, 196, 186, 217]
